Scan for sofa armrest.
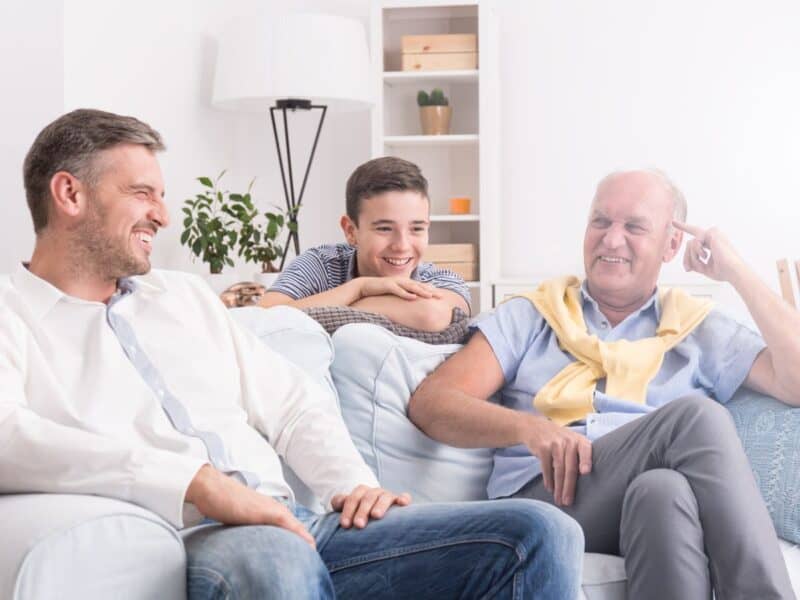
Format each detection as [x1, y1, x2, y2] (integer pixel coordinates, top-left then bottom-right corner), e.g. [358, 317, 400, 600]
[1, 493, 185, 600]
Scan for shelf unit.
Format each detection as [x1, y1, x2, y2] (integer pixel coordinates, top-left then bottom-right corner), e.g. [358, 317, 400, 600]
[370, 0, 500, 312]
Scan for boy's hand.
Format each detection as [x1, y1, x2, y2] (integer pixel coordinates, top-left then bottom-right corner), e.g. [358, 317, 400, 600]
[358, 277, 442, 300]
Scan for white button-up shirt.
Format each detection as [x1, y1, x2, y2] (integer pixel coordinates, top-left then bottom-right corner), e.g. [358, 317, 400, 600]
[0, 265, 378, 528]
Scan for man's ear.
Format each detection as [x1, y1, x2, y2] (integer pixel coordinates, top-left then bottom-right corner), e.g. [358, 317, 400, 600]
[49, 171, 86, 220]
[340, 214, 358, 246]
[662, 228, 683, 263]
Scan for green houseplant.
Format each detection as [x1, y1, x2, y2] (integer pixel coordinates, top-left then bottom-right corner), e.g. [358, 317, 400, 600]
[234, 191, 295, 275]
[417, 88, 452, 135]
[180, 171, 239, 274]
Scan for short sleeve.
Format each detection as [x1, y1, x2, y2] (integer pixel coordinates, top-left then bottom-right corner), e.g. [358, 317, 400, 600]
[415, 262, 471, 306]
[270, 249, 330, 299]
[475, 297, 546, 383]
[694, 308, 766, 403]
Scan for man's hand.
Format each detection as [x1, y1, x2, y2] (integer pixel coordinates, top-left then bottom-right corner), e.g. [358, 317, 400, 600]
[357, 277, 442, 301]
[331, 485, 412, 529]
[673, 221, 748, 284]
[186, 465, 315, 548]
[523, 415, 592, 507]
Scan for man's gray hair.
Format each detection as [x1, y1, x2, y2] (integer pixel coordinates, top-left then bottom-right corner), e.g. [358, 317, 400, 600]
[594, 168, 687, 222]
[23, 108, 166, 234]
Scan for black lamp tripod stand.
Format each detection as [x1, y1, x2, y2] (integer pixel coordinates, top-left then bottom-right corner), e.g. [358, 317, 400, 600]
[270, 98, 328, 270]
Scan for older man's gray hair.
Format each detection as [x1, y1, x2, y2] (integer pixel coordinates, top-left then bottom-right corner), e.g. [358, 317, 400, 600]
[594, 168, 688, 223]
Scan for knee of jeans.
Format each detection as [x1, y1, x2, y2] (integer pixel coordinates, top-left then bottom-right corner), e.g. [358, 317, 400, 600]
[202, 529, 331, 599]
[622, 469, 696, 518]
[504, 499, 585, 561]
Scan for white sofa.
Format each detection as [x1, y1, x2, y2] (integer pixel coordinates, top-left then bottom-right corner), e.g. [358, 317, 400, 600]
[1, 301, 798, 599]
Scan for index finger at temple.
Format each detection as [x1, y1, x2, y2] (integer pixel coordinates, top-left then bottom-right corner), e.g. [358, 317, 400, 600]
[672, 220, 706, 240]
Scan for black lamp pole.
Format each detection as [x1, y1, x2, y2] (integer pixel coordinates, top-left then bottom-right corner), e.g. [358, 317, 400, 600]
[269, 98, 328, 270]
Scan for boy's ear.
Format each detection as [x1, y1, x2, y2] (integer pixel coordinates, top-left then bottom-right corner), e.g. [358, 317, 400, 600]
[340, 214, 358, 246]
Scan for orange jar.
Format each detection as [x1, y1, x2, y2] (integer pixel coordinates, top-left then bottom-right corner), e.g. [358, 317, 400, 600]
[449, 197, 471, 214]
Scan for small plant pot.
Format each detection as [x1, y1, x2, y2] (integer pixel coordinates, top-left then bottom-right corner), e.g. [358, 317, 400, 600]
[419, 106, 452, 135]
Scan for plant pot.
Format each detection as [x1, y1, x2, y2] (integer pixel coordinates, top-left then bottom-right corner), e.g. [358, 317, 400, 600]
[419, 106, 452, 135]
[253, 271, 281, 290]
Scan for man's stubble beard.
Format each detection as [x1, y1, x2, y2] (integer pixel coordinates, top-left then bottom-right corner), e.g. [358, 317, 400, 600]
[70, 193, 151, 282]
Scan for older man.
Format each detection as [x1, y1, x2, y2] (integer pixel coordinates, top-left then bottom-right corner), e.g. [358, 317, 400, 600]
[410, 169, 800, 600]
[0, 109, 584, 599]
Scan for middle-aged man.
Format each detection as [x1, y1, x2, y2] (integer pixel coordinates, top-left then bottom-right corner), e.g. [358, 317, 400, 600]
[0, 108, 584, 599]
[410, 169, 800, 599]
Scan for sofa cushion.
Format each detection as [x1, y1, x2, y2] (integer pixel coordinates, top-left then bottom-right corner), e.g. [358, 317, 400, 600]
[331, 323, 493, 503]
[726, 387, 800, 544]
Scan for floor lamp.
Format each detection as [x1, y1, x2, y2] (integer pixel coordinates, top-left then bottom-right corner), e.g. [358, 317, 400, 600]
[212, 13, 372, 269]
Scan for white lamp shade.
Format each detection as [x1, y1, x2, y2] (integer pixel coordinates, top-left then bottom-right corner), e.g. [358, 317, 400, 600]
[212, 13, 372, 112]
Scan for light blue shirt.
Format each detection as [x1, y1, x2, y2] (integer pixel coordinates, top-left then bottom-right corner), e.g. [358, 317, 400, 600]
[476, 283, 766, 499]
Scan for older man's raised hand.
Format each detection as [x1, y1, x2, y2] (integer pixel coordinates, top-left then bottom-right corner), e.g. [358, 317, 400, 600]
[672, 220, 748, 285]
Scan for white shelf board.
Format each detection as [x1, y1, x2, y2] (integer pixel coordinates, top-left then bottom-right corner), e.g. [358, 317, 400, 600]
[466, 281, 481, 288]
[383, 69, 479, 85]
[383, 134, 479, 147]
[429, 214, 479, 222]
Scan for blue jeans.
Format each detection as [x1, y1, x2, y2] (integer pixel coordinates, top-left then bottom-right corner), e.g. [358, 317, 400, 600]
[183, 499, 583, 599]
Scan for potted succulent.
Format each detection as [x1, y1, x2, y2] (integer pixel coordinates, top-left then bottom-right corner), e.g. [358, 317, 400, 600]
[417, 88, 452, 135]
[180, 171, 239, 276]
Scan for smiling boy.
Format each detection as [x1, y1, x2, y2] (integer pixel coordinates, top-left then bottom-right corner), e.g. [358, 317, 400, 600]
[258, 157, 471, 331]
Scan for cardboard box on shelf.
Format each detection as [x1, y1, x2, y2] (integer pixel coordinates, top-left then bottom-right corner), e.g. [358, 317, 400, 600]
[423, 244, 478, 282]
[423, 243, 477, 263]
[400, 33, 478, 72]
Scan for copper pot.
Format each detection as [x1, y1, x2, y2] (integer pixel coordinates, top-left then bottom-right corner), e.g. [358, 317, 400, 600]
[419, 106, 452, 135]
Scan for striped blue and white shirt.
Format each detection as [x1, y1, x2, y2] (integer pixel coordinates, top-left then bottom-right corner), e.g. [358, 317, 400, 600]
[271, 243, 470, 305]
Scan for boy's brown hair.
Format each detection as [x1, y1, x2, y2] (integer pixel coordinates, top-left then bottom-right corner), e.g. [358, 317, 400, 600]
[345, 156, 428, 223]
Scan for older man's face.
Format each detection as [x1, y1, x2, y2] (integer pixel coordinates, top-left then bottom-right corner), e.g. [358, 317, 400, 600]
[583, 172, 679, 306]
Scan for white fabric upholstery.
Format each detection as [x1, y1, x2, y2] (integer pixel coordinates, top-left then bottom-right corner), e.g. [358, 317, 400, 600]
[0, 494, 184, 600]
[332, 323, 493, 503]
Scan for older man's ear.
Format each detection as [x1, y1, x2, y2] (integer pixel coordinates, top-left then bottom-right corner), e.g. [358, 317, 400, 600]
[663, 228, 683, 263]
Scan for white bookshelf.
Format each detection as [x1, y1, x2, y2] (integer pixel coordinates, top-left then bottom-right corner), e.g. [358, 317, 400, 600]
[370, 0, 500, 312]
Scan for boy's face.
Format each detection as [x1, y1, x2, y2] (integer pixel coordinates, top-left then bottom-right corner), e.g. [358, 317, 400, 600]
[340, 190, 430, 279]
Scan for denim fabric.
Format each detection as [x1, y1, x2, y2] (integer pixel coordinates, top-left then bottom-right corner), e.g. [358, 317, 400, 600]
[184, 499, 583, 599]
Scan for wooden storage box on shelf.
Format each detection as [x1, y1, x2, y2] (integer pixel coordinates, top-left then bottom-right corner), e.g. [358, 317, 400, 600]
[423, 243, 478, 282]
[400, 33, 478, 72]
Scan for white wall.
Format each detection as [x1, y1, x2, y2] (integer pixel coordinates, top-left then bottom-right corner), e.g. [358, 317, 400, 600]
[4, 0, 800, 309]
[0, 0, 63, 273]
[62, 0, 371, 280]
[496, 0, 800, 303]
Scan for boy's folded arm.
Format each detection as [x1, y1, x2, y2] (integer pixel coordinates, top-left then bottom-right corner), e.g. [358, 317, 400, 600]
[258, 279, 363, 310]
[352, 289, 466, 332]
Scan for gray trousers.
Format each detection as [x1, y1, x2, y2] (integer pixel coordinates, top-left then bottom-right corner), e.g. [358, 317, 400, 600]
[513, 395, 795, 600]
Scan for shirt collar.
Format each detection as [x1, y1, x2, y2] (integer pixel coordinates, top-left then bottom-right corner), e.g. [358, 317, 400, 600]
[10, 263, 166, 320]
[579, 279, 661, 322]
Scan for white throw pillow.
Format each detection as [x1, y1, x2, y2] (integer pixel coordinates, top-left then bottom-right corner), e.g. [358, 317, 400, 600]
[331, 323, 493, 503]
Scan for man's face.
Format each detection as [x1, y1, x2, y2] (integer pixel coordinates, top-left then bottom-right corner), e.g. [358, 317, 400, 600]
[340, 190, 430, 279]
[74, 144, 168, 280]
[583, 172, 680, 305]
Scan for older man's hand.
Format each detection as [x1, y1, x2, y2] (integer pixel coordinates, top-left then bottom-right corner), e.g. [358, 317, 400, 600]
[331, 485, 412, 529]
[673, 221, 748, 284]
[524, 415, 592, 507]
